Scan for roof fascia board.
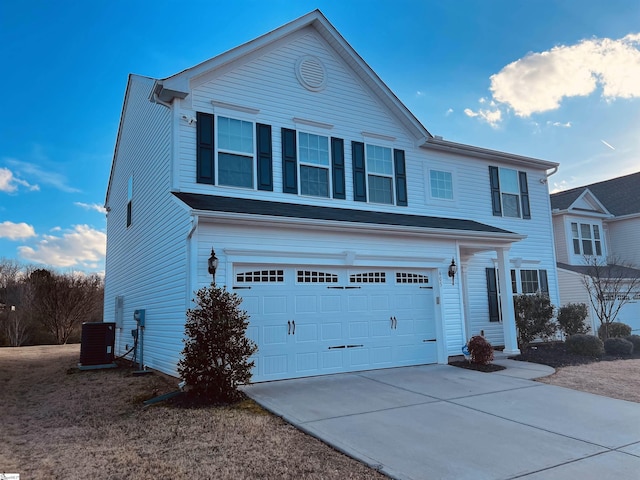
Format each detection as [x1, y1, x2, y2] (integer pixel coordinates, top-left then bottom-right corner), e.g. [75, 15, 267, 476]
[422, 137, 558, 170]
[606, 212, 640, 222]
[191, 208, 526, 243]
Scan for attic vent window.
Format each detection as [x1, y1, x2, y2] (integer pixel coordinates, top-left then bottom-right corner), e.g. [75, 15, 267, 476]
[296, 56, 327, 92]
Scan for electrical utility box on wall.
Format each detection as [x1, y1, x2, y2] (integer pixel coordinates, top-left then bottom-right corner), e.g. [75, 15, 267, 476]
[134, 309, 146, 327]
[78, 322, 117, 370]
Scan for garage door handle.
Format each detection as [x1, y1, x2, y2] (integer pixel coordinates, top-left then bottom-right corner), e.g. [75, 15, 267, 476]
[292, 320, 296, 335]
[287, 321, 291, 335]
[390, 316, 397, 329]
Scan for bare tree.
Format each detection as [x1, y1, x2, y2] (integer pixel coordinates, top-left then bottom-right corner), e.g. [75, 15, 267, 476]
[29, 269, 104, 344]
[1, 258, 30, 346]
[581, 255, 640, 339]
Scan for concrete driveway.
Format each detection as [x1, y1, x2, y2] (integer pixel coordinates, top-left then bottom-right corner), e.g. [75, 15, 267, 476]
[244, 360, 640, 479]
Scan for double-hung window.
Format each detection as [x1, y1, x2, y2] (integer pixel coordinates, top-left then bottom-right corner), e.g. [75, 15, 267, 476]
[489, 166, 530, 219]
[299, 132, 330, 197]
[571, 222, 602, 256]
[217, 116, 254, 188]
[366, 144, 394, 204]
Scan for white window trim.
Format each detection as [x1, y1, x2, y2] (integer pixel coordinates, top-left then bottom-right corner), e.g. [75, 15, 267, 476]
[569, 220, 604, 258]
[297, 130, 332, 198]
[215, 115, 256, 190]
[365, 142, 395, 205]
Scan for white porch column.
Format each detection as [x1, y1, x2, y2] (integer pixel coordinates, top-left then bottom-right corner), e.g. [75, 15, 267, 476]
[496, 247, 520, 355]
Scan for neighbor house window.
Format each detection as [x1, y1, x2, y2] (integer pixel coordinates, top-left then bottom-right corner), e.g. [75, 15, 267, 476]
[429, 170, 453, 200]
[571, 222, 603, 256]
[299, 132, 330, 197]
[366, 144, 394, 204]
[489, 166, 530, 219]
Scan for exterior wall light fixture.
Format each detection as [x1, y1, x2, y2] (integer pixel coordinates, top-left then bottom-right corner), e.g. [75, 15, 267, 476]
[207, 248, 219, 282]
[448, 258, 458, 285]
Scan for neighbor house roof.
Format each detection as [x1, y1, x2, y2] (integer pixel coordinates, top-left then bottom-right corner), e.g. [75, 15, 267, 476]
[551, 171, 640, 217]
[173, 193, 523, 241]
[557, 262, 640, 278]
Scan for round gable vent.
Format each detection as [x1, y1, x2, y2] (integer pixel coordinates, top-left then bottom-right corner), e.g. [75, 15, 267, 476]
[295, 55, 327, 92]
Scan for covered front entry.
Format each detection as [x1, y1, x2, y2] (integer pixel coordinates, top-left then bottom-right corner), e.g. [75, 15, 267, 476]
[236, 265, 438, 382]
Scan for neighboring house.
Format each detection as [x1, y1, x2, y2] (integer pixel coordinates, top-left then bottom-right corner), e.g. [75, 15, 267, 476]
[104, 10, 559, 382]
[551, 171, 640, 333]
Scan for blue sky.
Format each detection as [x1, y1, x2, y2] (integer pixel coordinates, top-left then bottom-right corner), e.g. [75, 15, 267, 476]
[1, 0, 639, 273]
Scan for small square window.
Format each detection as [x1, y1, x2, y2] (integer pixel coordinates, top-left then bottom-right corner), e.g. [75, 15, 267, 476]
[430, 170, 453, 200]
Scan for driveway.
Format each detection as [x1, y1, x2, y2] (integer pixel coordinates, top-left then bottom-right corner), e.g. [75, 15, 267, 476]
[245, 360, 640, 479]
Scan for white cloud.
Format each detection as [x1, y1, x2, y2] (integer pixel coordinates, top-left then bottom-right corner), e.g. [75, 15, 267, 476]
[445, 108, 453, 115]
[75, 202, 107, 214]
[490, 33, 640, 117]
[17, 225, 106, 268]
[464, 107, 502, 128]
[6, 156, 80, 193]
[0, 221, 36, 240]
[547, 121, 572, 128]
[0, 167, 39, 193]
[416, 90, 425, 97]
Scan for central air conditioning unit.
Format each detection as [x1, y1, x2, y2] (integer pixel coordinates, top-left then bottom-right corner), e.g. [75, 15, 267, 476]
[78, 322, 117, 370]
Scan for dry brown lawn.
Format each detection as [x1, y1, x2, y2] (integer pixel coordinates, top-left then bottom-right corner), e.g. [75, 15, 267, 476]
[537, 358, 640, 403]
[0, 345, 386, 480]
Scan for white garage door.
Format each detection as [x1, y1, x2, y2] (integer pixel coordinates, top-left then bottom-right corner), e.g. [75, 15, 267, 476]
[235, 266, 438, 382]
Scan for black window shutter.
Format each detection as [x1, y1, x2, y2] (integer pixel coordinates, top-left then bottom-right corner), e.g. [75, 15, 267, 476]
[539, 269, 549, 294]
[282, 128, 297, 194]
[489, 166, 501, 216]
[256, 123, 273, 191]
[352, 141, 366, 202]
[394, 149, 408, 206]
[486, 268, 500, 322]
[331, 137, 345, 199]
[519, 171, 531, 219]
[196, 112, 215, 184]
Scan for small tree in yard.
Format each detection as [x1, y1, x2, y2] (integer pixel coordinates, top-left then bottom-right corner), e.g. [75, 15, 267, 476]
[557, 303, 590, 338]
[582, 256, 640, 340]
[514, 292, 557, 349]
[178, 283, 257, 403]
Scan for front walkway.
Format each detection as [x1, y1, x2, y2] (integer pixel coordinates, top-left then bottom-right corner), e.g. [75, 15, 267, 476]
[245, 362, 640, 480]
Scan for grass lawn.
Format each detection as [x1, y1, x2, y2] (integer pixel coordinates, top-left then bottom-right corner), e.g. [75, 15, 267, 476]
[0, 345, 386, 480]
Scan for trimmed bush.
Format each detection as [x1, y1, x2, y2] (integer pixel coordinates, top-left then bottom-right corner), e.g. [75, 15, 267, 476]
[557, 303, 590, 336]
[514, 292, 557, 349]
[604, 337, 634, 356]
[467, 335, 494, 365]
[178, 283, 258, 403]
[565, 334, 603, 358]
[598, 322, 632, 340]
[624, 335, 640, 352]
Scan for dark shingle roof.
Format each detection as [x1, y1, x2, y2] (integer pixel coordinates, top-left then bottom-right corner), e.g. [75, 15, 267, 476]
[550, 171, 640, 216]
[558, 262, 640, 278]
[173, 193, 516, 236]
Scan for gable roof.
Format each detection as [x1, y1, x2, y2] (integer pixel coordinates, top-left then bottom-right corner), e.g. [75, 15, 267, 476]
[173, 192, 525, 242]
[558, 262, 640, 279]
[153, 9, 432, 144]
[551, 171, 640, 217]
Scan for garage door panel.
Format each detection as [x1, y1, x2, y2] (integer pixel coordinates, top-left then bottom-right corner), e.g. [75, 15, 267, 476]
[322, 350, 344, 369]
[295, 295, 317, 313]
[263, 296, 288, 315]
[321, 295, 342, 312]
[372, 319, 393, 337]
[321, 322, 342, 340]
[296, 352, 319, 372]
[348, 295, 368, 311]
[263, 325, 288, 345]
[263, 354, 288, 376]
[349, 321, 369, 338]
[371, 295, 390, 310]
[295, 324, 318, 342]
[372, 346, 393, 365]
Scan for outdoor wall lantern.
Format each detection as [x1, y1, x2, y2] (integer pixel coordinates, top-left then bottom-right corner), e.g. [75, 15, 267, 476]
[207, 248, 219, 281]
[448, 258, 458, 285]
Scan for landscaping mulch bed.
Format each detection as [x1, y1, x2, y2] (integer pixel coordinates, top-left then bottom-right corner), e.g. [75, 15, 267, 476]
[513, 341, 640, 369]
[448, 360, 506, 372]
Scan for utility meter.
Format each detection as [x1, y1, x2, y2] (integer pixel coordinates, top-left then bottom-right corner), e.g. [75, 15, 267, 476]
[133, 309, 146, 327]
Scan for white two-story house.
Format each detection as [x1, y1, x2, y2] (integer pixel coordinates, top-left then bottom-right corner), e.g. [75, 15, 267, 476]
[104, 10, 560, 381]
[551, 171, 640, 333]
